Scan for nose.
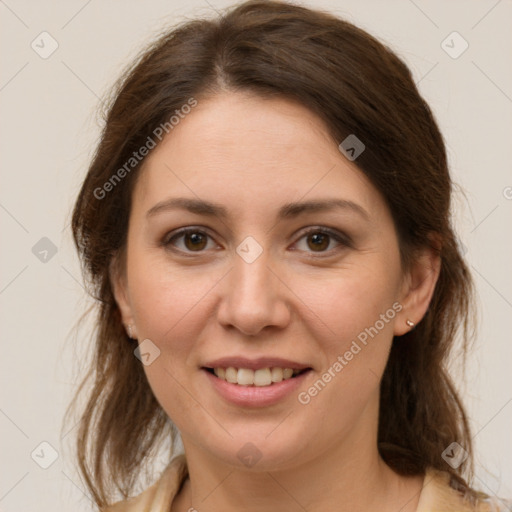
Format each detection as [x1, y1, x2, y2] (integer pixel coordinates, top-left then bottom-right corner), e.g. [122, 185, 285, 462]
[216, 246, 291, 336]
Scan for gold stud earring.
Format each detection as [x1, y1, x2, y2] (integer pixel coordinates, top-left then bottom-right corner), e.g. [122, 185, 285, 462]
[406, 319, 415, 328]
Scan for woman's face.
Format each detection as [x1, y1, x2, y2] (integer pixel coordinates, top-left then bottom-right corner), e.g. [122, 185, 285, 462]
[112, 92, 433, 471]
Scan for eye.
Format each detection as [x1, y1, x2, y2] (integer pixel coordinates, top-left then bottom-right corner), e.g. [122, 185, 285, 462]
[162, 226, 351, 256]
[293, 227, 350, 255]
[163, 228, 217, 254]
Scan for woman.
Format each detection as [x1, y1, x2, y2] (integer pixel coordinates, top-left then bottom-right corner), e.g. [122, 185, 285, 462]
[69, 1, 510, 510]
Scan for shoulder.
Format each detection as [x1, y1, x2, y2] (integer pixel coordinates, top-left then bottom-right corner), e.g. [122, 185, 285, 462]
[101, 454, 188, 512]
[417, 467, 512, 512]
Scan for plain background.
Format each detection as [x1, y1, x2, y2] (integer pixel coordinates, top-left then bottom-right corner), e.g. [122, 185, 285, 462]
[1, 0, 511, 510]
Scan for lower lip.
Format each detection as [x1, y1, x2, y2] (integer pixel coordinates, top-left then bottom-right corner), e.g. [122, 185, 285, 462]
[202, 368, 312, 407]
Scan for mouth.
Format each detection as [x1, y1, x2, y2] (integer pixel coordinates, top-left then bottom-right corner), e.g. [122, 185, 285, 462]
[202, 364, 313, 407]
[201, 366, 312, 387]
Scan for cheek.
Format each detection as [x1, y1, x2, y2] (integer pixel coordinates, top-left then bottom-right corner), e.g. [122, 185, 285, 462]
[127, 252, 210, 342]
[294, 258, 401, 343]
[291, 260, 400, 403]
[126, 263, 215, 430]
[126, 256, 225, 405]
[294, 275, 398, 443]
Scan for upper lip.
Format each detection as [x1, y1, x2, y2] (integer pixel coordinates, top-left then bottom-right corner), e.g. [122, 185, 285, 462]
[202, 356, 312, 371]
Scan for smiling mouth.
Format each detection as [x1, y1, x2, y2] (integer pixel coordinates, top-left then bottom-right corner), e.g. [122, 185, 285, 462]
[202, 366, 312, 387]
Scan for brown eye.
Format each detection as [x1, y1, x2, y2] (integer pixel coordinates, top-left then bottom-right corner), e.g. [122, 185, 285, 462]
[306, 232, 330, 251]
[183, 231, 208, 251]
[164, 228, 214, 253]
[294, 227, 350, 255]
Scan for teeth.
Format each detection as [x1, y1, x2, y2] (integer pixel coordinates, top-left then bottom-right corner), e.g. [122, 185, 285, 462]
[212, 366, 303, 386]
[225, 367, 237, 383]
[271, 367, 283, 383]
[283, 368, 294, 379]
[253, 368, 272, 386]
[238, 368, 256, 385]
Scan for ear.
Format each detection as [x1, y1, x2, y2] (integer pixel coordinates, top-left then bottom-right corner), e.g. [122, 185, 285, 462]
[109, 252, 138, 339]
[394, 238, 441, 336]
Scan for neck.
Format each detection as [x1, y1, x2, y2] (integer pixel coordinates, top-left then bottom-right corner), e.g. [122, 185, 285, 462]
[172, 396, 424, 512]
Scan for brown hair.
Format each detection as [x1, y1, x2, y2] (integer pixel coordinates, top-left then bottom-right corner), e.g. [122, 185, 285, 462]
[69, 0, 481, 507]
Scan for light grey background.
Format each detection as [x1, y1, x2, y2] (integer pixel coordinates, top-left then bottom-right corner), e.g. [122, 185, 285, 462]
[1, 1, 511, 510]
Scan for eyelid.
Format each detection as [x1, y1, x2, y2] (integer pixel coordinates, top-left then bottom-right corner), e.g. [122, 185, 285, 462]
[296, 226, 352, 253]
[162, 225, 352, 255]
[162, 226, 219, 254]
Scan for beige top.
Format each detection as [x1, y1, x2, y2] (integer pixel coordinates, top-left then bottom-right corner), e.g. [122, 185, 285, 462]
[102, 454, 510, 512]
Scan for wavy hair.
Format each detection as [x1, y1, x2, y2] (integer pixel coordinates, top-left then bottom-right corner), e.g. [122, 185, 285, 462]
[68, 0, 479, 507]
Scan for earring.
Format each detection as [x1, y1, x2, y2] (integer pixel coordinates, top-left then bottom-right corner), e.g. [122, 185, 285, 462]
[406, 319, 415, 328]
[126, 324, 135, 339]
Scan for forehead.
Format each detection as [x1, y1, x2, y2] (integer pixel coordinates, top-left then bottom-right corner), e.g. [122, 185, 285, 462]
[133, 92, 383, 222]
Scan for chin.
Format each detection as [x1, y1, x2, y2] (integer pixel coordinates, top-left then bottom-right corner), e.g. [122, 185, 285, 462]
[192, 427, 317, 472]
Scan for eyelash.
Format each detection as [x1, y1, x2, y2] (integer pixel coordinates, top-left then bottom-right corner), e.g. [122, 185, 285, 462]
[162, 226, 352, 257]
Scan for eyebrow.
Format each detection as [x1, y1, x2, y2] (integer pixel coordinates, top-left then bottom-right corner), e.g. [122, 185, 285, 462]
[145, 197, 370, 221]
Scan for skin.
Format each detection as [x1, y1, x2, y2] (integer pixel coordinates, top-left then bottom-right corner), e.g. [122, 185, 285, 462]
[111, 91, 441, 512]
